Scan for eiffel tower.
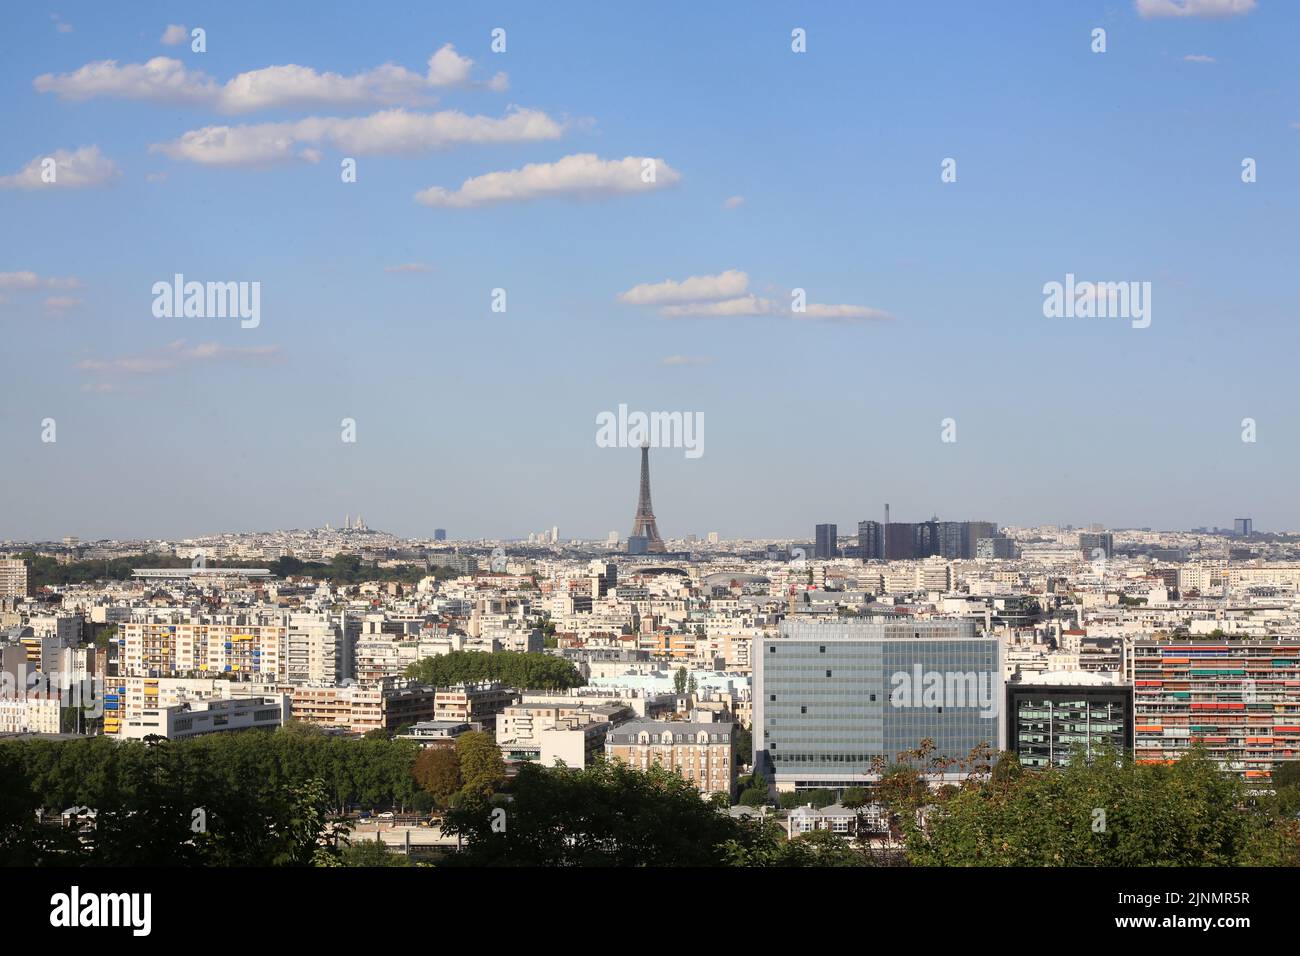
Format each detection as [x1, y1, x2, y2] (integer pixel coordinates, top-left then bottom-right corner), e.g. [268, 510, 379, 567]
[629, 444, 666, 552]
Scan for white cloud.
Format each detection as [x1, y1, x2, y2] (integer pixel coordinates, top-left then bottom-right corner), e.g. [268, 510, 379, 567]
[0, 271, 82, 289]
[796, 303, 893, 322]
[384, 263, 434, 274]
[1183, 54, 1217, 63]
[618, 270, 749, 306]
[35, 44, 506, 113]
[43, 296, 83, 315]
[78, 340, 282, 378]
[52, 14, 73, 34]
[161, 24, 188, 46]
[723, 195, 745, 209]
[660, 355, 712, 367]
[660, 295, 775, 318]
[0, 146, 121, 189]
[658, 295, 893, 321]
[415, 153, 681, 208]
[152, 107, 562, 166]
[1136, 0, 1255, 18]
[36, 58, 216, 105]
[621, 270, 893, 323]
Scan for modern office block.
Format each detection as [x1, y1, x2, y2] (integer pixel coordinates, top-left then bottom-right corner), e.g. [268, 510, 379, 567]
[1006, 673, 1132, 769]
[755, 618, 1003, 793]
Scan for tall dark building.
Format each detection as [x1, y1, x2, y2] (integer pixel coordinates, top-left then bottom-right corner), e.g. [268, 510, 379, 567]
[433, 528, 447, 542]
[965, 522, 996, 558]
[1079, 532, 1114, 559]
[814, 523, 838, 559]
[937, 521, 967, 560]
[857, 520, 883, 560]
[913, 520, 939, 558]
[1006, 677, 1133, 769]
[1234, 518, 1253, 537]
[629, 445, 666, 553]
[884, 523, 915, 560]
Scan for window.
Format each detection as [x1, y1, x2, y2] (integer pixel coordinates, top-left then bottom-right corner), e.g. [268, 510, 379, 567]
[826, 670, 832, 678]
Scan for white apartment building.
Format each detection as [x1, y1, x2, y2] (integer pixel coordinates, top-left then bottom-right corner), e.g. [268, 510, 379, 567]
[284, 612, 354, 685]
[113, 676, 282, 730]
[121, 612, 287, 679]
[118, 694, 289, 740]
[0, 560, 29, 600]
[0, 696, 60, 734]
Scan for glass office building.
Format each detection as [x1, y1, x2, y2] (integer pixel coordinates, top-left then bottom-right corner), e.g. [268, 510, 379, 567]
[1006, 678, 1132, 769]
[754, 619, 1003, 792]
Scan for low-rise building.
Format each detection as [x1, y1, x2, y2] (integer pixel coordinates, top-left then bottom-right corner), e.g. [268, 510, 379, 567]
[118, 694, 289, 740]
[605, 720, 735, 798]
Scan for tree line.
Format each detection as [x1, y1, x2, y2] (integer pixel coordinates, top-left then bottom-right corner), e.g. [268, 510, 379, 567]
[404, 650, 584, 691]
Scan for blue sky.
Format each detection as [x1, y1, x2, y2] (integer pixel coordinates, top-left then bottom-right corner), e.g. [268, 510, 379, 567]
[1, 0, 1296, 542]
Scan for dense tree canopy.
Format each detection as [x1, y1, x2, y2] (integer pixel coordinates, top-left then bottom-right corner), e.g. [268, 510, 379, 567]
[0, 729, 420, 865]
[897, 746, 1300, 867]
[441, 760, 752, 866]
[404, 650, 584, 690]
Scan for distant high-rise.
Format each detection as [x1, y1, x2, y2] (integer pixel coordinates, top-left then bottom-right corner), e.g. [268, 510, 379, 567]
[814, 523, 838, 559]
[1234, 518, 1253, 537]
[0, 559, 29, 600]
[857, 520, 883, 560]
[434, 528, 447, 542]
[629, 445, 666, 553]
[1079, 531, 1114, 559]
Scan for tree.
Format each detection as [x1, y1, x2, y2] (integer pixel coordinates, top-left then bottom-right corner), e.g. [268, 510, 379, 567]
[907, 745, 1285, 867]
[441, 761, 746, 866]
[413, 747, 461, 808]
[341, 837, 413, 867]
[674, 667, 688, 696]
[732, 726, 753, 771]
[840, 786, 870, 809]
[1272, 761, 1300, 791]
[405, 650, 584, 691]
[456, 732, 505, 799]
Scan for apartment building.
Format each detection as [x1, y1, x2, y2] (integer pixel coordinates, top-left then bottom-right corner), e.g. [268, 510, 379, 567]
[118, 694, 289, 740]
[1127, 639, 1300, 782]
[433, 681, 518, 732]
[0, 560, 29, 600]
[284, 612, 356, 686]
[288, 679, 439, 734]
[605, 720, 735, 798]
[113, 676, 282, 731]
[0, 695, 60, 734]
[121, 613, 287, 679]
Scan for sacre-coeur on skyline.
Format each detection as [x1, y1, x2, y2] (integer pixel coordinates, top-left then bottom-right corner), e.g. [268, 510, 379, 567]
[2, 1, 1297, 542]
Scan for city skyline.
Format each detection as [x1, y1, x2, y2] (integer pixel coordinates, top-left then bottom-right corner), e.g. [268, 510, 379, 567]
[3, 2, 1297, 538]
